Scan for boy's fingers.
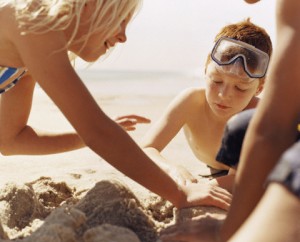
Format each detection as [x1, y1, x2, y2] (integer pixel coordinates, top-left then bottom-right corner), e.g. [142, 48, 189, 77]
[114, 115, 151, 123]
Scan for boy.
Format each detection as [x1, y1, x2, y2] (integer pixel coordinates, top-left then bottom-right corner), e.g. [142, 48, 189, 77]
[141, 19, 272, 192]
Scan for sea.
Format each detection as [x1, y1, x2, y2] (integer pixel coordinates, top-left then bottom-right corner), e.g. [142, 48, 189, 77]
[76, 69, 206, 98]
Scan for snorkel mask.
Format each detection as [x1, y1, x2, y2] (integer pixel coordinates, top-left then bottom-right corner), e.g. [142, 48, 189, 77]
[211, 37, 270, 80]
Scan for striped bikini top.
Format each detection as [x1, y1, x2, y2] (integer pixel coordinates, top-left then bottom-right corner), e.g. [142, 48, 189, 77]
[0, 66, 27, 94]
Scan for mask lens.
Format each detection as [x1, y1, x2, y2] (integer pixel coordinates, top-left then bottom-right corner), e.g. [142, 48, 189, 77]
[211, 37, 269, 78]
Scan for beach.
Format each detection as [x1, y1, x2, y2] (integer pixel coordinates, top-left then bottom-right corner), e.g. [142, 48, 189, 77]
[0, 70, 226, 242]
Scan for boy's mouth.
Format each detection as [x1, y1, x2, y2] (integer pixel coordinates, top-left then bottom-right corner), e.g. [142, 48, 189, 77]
[216, 103, 230, 109]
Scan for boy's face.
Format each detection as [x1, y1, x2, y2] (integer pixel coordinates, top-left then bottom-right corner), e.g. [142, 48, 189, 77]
[205, 61, 262, 119]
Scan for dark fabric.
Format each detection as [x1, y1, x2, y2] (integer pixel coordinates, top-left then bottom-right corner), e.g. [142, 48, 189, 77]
[267, 141, 300, 198]
[216, 109, 255, 168]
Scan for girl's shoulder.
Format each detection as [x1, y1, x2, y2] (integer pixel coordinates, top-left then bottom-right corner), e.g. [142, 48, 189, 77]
[0, 5, 14, 29]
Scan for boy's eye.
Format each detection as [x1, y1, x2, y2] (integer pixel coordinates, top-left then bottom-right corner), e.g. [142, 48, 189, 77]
[235, 86, 247, 92]
[213, 80, 223, 84]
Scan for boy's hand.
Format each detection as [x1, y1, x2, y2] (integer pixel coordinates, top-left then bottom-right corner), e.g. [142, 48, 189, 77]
[113, 115, 151, 131]
[169, 165, 198, 186]
[160, 214, 223, 242]
[178, 182, 232, 211]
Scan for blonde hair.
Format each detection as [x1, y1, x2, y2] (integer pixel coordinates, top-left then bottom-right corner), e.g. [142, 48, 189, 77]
[2, 0, 141, 51]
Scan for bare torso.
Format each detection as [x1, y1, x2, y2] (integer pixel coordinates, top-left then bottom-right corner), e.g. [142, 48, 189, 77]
[183, 89, 230, 170]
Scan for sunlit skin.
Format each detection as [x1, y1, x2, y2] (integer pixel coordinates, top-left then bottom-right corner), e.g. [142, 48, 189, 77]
[142, 60, 262, 192]
[66, 3, 131, 62]
[205, 62, 261, 121]
[0, 0, 233, 211]
[160, 0, 300, 241]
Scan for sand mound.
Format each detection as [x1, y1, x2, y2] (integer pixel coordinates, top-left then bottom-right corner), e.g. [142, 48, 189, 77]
[0, 223, 8, 240]
[21, 206, 86, 242]
[0, 183, 46, 231]
[0, 177, 227, 242]
[83, 224, 141, 242]
[143, 195, 174, 225]
[27, 177, 77, 210]
[75, 180, 159, 242]
[0, 178, 78, 240]
[0, 179, 163, 241]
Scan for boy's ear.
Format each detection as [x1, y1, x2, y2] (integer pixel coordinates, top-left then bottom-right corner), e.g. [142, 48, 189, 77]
[255, 81, 264, 95]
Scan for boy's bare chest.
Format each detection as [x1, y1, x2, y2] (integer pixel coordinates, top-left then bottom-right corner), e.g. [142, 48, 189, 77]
[184, 117, 228, 169]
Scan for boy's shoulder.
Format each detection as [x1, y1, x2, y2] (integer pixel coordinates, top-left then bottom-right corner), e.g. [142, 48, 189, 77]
[171, 87, 206, 114]
[177, 87, 206, 101]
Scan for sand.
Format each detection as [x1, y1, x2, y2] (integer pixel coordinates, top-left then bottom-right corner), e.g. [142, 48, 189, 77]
[0, 78, 226, 242]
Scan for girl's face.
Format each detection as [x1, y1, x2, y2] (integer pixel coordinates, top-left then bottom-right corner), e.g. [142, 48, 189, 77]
[205, 62, 262, 119]
[75, 18, 130, 62]
[67, 2, 132, 62]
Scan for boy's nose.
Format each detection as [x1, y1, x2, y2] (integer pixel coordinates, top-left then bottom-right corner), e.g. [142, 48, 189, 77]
[218, 85, 232, 99]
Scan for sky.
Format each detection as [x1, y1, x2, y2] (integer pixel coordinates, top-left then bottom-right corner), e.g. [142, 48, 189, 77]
[76, 0, 276, 74]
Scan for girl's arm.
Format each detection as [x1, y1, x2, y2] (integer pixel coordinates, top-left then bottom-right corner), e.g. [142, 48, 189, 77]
[0, 75, 149, 155]
[0, 73, 86, 155]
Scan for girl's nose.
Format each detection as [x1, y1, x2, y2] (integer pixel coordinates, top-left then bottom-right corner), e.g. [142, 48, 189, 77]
[117, 32, 127, 43]
[116, 24, 127, 43]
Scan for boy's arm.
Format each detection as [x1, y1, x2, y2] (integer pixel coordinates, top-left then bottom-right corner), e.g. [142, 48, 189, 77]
[114, 115, 151, 131]
[142, 88, 195, 150]
[209, 172, 235, 193]
[141, 88, 201, 184]
[221, 0, 300, 240]
[144, 147, 197, 185]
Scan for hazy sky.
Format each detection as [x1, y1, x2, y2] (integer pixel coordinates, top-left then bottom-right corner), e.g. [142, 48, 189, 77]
[77, 0, 276, 74]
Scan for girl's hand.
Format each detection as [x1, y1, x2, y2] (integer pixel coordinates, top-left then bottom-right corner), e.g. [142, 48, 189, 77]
[114, 115, 151, 131]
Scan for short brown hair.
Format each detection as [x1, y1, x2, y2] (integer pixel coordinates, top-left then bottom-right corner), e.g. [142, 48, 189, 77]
[205, 18, 273, 74]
